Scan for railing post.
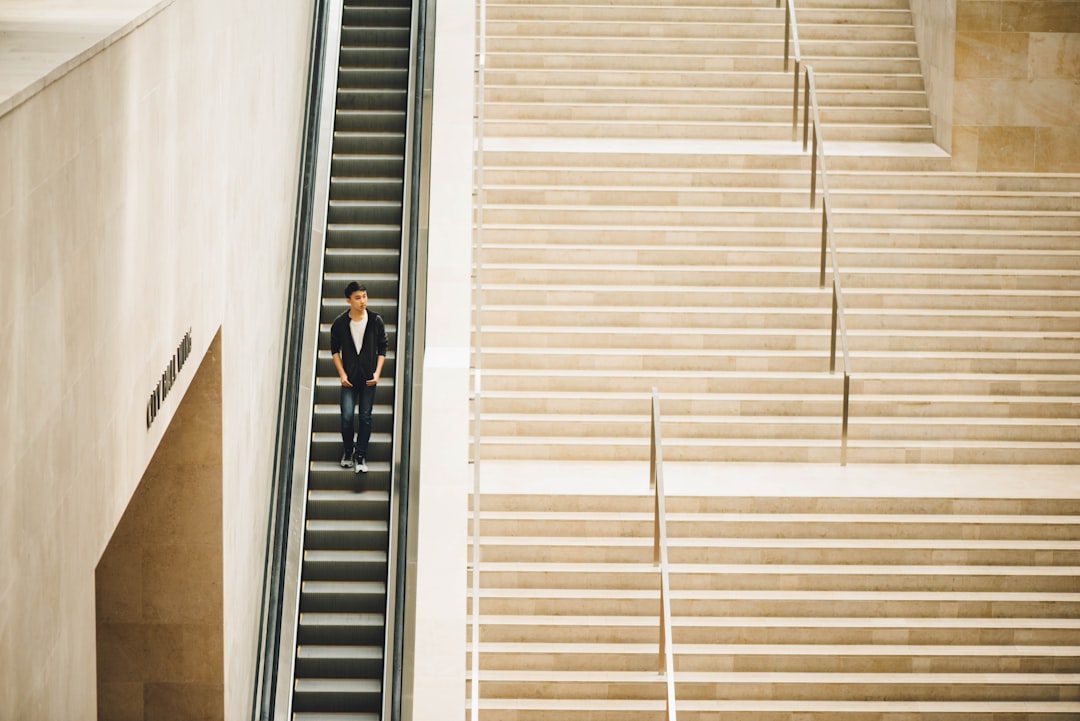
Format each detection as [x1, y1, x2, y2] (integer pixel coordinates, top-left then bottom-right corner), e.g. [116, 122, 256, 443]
[653, 483, 661, 565]
[841, 372, 850, 466]
[783, 1, 791, 70]
[650, 388, 678, 719]
[659, 582, 668, 672]
[651, 389, 659, 562]
[791, 59, 800, 140]
[802, 67, 811, 150]
[649, 397, 657, 493]
[819, 204, 827, 288]
[830, 282, 838, 374]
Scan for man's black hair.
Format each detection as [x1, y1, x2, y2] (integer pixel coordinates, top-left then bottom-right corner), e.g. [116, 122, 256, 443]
[344, 281, 367, 298]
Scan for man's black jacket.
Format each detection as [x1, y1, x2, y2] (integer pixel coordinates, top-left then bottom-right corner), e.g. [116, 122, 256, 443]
[330, 309, 388, 386]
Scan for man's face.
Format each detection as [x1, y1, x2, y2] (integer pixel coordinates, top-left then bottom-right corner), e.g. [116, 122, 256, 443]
[348, 290, 368, 314]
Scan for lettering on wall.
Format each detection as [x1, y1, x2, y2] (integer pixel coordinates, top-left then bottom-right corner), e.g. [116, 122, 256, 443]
[146, 329, 194, 429]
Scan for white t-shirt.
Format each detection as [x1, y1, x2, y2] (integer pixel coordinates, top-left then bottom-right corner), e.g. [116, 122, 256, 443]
[350, 312, 368, 353]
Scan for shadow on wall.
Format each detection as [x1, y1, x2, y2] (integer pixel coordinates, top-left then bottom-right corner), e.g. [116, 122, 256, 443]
[95, 329, 224, 721]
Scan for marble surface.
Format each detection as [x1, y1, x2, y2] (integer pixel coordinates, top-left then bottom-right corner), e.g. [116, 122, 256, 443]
[480, 460, 1080, 500]
[0, 0, 171, 115]
[952, 0, 1080, 171]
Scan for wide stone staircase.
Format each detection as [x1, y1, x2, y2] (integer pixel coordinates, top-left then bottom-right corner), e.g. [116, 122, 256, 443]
[483, 0, 932, 143]
[467, 484, 1080, 719]
[466, 0, 1080, 718]
[474, 0, 1080, 464]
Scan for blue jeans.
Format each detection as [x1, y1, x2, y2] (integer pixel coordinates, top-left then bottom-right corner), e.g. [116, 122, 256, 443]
[340, 383, 376, 459]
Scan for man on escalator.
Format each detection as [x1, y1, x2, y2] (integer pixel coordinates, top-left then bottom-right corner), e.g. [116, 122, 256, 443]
[330, 281, 388, 476]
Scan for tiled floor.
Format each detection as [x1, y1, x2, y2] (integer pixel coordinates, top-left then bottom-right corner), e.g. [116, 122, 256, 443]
[0, 0, 170, 114]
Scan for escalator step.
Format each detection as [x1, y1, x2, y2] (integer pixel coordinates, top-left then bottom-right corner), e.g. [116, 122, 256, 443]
[296, 644, 384, 678]
[293, 677, 381, 712]
[298, 612, 386, 646]
[300, 580, 387, 613]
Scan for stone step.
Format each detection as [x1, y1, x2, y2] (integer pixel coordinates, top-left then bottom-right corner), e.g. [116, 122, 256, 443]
[486, 19, 780, 41]
[485, 18, 916, 43]
[832, 190, 1080, 212]
[487, 52, 923, 76]
[474, 561, 1080, 593]
[471, 511, 1080, 542]
[484, 103, 930, 129]
[481, 203, 819, 225]
[478, 327, 838, 351]
[481, 183, 1080, 213]
[469, 668, 1080, 702]
[478, 369, 1080, 396]
[830, 172, 1080, 193]
[480, 164, 1080, 195]
[481, 225, 1079, 252]
[832, 207, 1080, 231]
[476, 436, 1080, 464]
[470, 641, 1080, 673]
[484, 69, 927, 97]
[473, 587, 1080, 620]
[474, 535, 1080, 566]
[466, 697, 1080, 720]
[479, 324, 1080, 353]
[843, 441, 1080, 466]
[477, 413, 850, 441]
[481, 263, 1080, 291]
[478, 226, 819, 246]
[479, 283, 1080, 312]
[485, 35, 917, 60]
[480, 298, 1080, 327]
[473, 493, 1080, 516]
[833, 229, 1080, 251]
[477, 413, 1080, 444]
[479, 243, 1080, 271]
[482, 119, 933, 143]
[479, 203, 1079, 232]
[477, 346, 1080, 374]
[479, 390, 1080, 420]
[476, 614, 1080, 646]
[487, 4, 911, 26]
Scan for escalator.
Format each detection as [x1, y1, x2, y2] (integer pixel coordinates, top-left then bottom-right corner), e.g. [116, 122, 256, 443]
[286, 0, 417, 717]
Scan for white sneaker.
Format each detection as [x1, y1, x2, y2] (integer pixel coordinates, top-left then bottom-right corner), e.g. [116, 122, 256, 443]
[340, 450, 354, 469]
[355, 456, 368, 474]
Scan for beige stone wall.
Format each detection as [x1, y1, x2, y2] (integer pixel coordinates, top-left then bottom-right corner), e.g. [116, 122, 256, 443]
[406, 0, 474, 716]
[952, 0, 1080, 170]
[909, 0, 957, 151]
[0, 0, 313, 717]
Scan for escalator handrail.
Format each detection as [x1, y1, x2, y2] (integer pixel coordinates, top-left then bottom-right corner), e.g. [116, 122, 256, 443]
[385, 0, 434, 718]
[249, 0, 338, 717]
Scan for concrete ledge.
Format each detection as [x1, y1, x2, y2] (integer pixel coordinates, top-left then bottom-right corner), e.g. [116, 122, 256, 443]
[0, 0, 173, 116]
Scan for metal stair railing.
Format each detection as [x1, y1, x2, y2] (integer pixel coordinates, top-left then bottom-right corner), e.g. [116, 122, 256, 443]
[650, 388, 678, 720]
[778, 0, 853, 465]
